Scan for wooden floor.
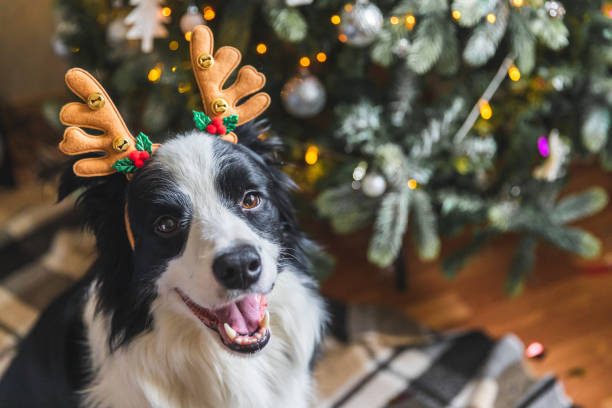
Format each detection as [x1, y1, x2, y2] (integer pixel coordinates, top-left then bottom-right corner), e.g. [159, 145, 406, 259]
[315, 163, 612, 408]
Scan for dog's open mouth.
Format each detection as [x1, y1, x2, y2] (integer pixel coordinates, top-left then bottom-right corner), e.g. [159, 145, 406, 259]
[176, 289, 270, 354]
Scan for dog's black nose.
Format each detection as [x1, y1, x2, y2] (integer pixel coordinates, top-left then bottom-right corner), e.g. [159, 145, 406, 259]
[212, 245, 262, 290]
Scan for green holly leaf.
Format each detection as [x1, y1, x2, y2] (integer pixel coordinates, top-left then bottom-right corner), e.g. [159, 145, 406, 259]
[223, 114, 239, 134]
[113, 158, 137, 174]
[136, 132, 152, 154]
[193, 110, 212, 131]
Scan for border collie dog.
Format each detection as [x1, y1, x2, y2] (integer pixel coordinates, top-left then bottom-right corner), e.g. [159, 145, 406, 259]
[0, 124, 327, 407]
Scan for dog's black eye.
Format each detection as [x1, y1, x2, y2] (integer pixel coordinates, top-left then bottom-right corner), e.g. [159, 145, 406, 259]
[155, 216, 178, 234]
[242, 192, 261, 209]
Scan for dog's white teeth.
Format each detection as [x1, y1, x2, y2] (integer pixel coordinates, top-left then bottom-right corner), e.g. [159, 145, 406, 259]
[235, 336, 245, 345]
[260, 310, 270, 330]
[224, 323, 237, 340]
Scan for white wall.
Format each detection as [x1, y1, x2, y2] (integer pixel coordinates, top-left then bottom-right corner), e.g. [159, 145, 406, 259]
[0, 0, 68, 105]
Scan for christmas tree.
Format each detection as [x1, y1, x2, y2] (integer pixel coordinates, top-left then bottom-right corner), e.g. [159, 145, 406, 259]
[51, 0, 612, 294]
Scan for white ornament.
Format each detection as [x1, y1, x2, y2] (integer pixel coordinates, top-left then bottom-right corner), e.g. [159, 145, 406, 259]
[338, 0, 383, 47]
[124, 0, 169, 53]
[533, 129, 570, 181]
[544, 1, 565, 19]
[281, 70, 326, 118]
[180, 5, 205, 34]
[107, 17, 128, 46]
[52, 37, 69, 56]
[361, 172, 386, 197]
[392, 38, 411, 58]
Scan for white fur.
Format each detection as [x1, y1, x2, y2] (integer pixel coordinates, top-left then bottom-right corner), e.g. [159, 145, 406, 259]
[82, 269, 325, 408]
[81, 133, 326, 407]
[155, 133, 280, 308]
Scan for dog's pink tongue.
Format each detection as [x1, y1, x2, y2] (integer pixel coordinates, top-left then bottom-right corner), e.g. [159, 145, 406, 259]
[214, 294, 263, 335]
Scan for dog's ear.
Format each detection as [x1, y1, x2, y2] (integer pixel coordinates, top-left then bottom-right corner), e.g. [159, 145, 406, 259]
[58, 155, 130, 253]
[234, 120, 284, 164]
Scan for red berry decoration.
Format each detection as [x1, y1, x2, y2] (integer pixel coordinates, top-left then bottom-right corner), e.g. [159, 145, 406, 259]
[206, 124, 217, 134]
[217, 125, 227, 135]
[134, 159, 145, 168]
[129, 150, 140, 161]
[212, 117, 222, 126]
[139, 151, 150, 160]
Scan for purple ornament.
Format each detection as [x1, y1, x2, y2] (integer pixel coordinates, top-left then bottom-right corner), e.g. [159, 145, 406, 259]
[537, 136, 550, 157]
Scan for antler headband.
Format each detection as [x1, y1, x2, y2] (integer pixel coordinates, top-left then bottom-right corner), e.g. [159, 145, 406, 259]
[59, 25, 270, 177]
[59, 26, 270, 249]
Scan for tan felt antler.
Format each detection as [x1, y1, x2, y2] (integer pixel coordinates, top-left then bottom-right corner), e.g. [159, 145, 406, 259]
[59, 68, 138, 177]
[190, 25, 271, 144]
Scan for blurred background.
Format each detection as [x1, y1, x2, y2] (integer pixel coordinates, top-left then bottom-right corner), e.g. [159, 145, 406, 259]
[1, 0, 612, 406]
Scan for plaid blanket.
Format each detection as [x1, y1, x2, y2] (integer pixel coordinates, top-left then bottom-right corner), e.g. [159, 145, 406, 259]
[0, 185, 574, 407]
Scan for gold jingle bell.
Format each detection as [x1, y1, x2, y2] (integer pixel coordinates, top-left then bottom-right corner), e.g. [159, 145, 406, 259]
[197, 53, 214, 70]
[211, 98, 228, 115]
[87, 93, 105, 110]
[112, 136, 130, 152]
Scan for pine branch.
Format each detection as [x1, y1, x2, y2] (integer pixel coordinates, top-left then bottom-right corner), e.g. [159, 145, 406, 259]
[463, 2, 509, 67]
[451, 0, 496, 27]
[510, 9, 536, 74]
[550, 188, 608, 224]
[581, 105, 610, 153]
[530, 8, 569, 51]
[410, 190, 440, 260]
[368, 189, 411, 267]
[407, 16, 445, 74]
[316, 185, 378, 233]
[506, 236, 537, 297]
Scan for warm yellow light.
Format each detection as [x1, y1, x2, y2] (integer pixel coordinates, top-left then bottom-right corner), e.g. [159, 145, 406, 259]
[185, 31, 192, 41]
[405, 14, 416, 30]
[486, 13, 496, 23]
[508, 65, 521, 81]
[171, 66, 177, 72]
[511, 0, 524, 7]
[305, 146, 319, 165]
[203, 7, 215, 21]
[71, 47, 80, 53]
[331, 14, 341, 24]
[299, 57, 311, 67]
[479, 100, 492, 120]
[178, 82, 192, 93]
[390, 16, 400, 24]
[344, 3, 353, 12]
[162, 7, 171, 17]
[407, 179, 418, 190]
[452, 10, 461, 20]
[338, 33, 347, 43]
[148, 67, 162, 82]
[256, 43, 267, 54]
[316, 52, 327, 62]
[169, 40, 179, 51]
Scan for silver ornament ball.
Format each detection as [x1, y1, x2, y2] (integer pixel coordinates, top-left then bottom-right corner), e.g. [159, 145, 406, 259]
[338, 1, 383, 47]
[52, 37, 69, 56]
[392, 38, 411, 58]
[544, 1, 565, 19]
[281, 71, 326, 118]
[180, 5, 205, 34]
[361, 172, 386, 197]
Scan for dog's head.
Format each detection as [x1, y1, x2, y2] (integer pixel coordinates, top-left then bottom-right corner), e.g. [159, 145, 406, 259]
[60, 123, 315, 354]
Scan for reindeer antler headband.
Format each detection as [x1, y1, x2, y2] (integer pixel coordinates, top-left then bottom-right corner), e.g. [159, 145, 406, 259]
[59, 25, 270, 177]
